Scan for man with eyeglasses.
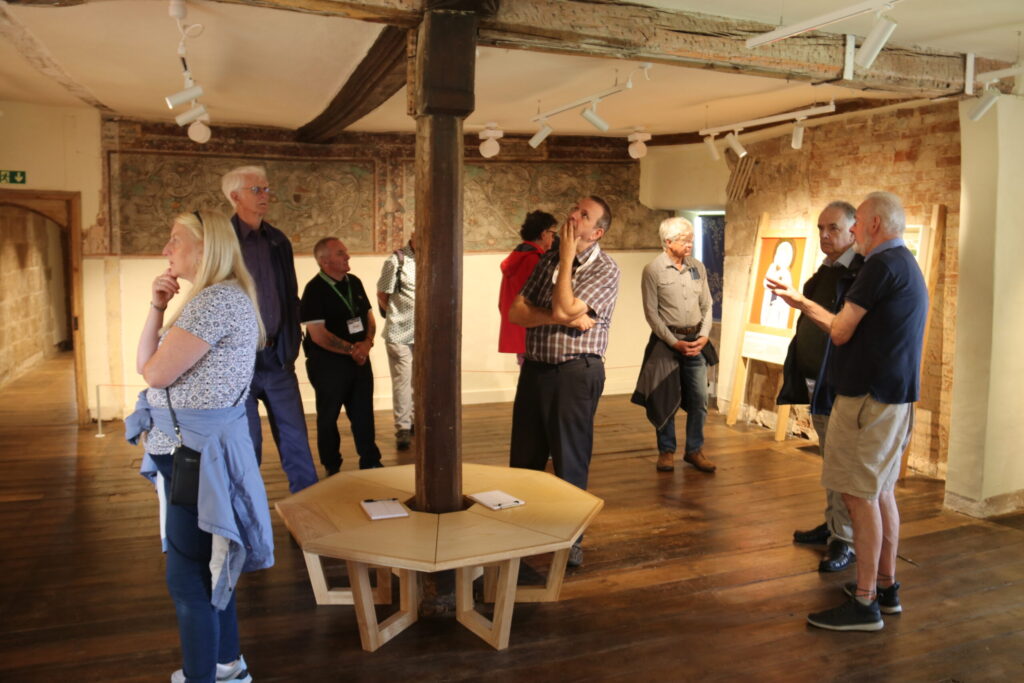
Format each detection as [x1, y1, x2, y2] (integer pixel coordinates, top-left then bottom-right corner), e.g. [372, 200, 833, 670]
[632, 217, 716, 474]
[222, 165, 318, 493]
[508, 196, 620, 568]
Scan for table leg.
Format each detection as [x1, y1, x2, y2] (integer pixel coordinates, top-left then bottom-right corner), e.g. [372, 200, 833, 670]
[347, 560, 419, 652]
[455, 557, 520, 650]
[514, 547, 570, 603]
[302, 551, 393, 606]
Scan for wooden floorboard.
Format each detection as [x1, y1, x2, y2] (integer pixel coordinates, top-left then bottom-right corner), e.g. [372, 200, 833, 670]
[1, 353, 1022, 681]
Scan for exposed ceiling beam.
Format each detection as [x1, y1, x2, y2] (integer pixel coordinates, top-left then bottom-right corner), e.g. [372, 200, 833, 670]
[12, 0, 1009, 96]
[297, 25, 410, 143]
[1, 1, 114, 111]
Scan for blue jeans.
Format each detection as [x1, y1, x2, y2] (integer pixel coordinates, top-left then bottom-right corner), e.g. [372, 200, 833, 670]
[153, 454, 241, 683]
[655, 353, 708, 454]
[245, 348, 318, 493]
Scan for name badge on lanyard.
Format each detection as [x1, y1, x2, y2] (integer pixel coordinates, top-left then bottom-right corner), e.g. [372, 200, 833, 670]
[347, 317, 364, 334]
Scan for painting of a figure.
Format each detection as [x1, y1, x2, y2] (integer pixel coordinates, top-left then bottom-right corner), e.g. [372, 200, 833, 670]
[749, 236, 807, 332]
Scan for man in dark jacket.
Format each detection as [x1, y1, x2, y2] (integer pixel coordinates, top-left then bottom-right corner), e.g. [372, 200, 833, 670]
[223, 165, 318, 493]
[778, 201, 861, 572]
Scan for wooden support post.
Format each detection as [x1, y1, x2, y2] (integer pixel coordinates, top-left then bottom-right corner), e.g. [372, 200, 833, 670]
[410, 7, 479, 617]
[411, 9, 478, 515]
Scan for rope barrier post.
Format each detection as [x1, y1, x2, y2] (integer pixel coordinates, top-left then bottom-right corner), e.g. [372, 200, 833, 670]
[94, 384, 106, 438]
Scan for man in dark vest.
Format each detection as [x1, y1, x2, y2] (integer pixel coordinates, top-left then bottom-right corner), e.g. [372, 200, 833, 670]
[223, 165, 318, 493]
[778, 201, 862, 573]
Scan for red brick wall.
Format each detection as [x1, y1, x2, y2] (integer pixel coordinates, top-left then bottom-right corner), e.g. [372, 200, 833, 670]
[724, 101, 959, 477]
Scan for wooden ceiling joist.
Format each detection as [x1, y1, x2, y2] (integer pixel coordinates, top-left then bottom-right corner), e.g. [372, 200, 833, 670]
[14, 0, 1008, 100]
[297, 25, 409, 143]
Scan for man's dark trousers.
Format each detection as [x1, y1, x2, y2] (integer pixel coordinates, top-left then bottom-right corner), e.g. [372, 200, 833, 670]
[306, 356, 382, 472]
[246, 347, 319, 493]
[509, 356, 605, 490]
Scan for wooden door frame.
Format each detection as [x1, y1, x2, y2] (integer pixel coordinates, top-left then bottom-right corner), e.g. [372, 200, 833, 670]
[0, 189, 88, 425]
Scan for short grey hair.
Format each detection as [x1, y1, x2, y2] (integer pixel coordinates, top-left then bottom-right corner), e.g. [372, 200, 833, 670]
[659, 216, 694, 244]
[312, 237, 339, 264]
[862, 191, 906, 237]
[221, 165, 268, 207]
[824, 200, 856, 227]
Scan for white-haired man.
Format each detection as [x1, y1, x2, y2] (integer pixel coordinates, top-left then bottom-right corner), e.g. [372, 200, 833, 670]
[632, 217, 716, 474]
[222, 165, 317, 492]
[768, 192, 928, 631]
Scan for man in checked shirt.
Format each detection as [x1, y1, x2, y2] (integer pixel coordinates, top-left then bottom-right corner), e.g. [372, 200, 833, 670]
[508, 196, 620, 567]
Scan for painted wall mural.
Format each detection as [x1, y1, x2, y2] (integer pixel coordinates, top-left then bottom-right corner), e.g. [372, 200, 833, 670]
[111, 151, 666, 255]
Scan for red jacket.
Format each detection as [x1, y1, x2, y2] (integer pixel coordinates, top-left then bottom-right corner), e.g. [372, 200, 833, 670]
[498, 241, 546, 353]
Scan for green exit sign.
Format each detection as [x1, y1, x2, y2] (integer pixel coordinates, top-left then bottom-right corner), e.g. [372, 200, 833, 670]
[0, 170, 27, 184]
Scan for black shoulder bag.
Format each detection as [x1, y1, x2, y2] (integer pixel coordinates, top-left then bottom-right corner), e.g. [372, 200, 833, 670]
[166, 389, 201, 506]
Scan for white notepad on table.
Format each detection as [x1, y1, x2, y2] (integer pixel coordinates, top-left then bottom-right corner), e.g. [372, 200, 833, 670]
[360, 497, 409, 520]
[469, 490, 525, 511]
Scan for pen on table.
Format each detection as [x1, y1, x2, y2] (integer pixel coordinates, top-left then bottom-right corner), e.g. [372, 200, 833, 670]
[363, 497, 399, 503]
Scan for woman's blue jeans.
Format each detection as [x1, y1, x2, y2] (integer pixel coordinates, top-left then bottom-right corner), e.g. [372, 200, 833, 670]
[152, 454, 240, 683]
[655, 353, 708, 454]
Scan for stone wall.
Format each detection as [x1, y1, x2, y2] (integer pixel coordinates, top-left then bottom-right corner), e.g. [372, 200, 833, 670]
[723, 101, 960, 477]
[0, 205, 69, 389]
[100, 119, 669, 256]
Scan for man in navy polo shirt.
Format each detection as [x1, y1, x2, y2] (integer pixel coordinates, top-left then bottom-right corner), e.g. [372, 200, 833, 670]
[767, 191, 928, 631]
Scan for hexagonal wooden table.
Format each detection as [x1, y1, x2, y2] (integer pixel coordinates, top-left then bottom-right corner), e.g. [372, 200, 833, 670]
[275, 463, 603, 651]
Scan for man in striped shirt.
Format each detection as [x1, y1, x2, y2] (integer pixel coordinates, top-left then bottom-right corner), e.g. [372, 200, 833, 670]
[508, 196, 620, 567]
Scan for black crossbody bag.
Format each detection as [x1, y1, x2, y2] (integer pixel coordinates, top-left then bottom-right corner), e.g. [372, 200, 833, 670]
[166, 389, 202, 506]
[165, 385, 246, 506]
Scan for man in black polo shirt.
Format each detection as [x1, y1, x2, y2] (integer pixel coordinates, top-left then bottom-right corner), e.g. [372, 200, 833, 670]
[778, 201, 862, 573]
[300, 237, 382, 474]
[768, 192, 928, 631]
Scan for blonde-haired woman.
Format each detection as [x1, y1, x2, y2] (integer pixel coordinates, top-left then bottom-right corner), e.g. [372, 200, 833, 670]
[126, 210, 272, 683]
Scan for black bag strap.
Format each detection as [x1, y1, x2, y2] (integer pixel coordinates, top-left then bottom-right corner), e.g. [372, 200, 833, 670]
[164, 383, 247, 447]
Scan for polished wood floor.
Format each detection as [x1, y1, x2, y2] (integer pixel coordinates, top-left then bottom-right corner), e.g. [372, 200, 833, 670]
[2, 354, 1022, 682]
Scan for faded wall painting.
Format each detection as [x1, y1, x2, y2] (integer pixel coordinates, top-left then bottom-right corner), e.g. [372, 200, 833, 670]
[112, 153, 376, 254]
[112, 152, 665, 255]
[401, 161, 667, 251]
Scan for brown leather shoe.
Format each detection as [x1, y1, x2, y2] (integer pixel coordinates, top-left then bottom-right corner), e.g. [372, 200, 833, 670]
[656, 452, 675, 472]
[683, 449, 716, 473]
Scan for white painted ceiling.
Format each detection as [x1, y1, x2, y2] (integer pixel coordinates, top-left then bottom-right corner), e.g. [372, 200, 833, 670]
[1, 0, 1022, 142]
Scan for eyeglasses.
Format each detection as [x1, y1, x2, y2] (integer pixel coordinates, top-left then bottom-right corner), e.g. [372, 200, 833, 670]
[246, 186, 271, 195]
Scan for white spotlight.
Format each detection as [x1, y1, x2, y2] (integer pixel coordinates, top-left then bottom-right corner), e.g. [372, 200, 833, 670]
[725, 132, 747, 158]
[855, 15, 897, 70]
[627, 129, 651, 159]
[174, 104, 207, 126]
[580, 103, 610, 132]
[479, 123, 503, 158]
[529, 123, 553, 149]
[165, 84, 203, 109]
[791, 122, 805, 150]
[969, 88, 1000, 122]
[703, 136, 721, 161]
[188, 120, 211, 144]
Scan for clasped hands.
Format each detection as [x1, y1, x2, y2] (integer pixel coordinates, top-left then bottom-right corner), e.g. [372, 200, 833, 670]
[674, 336, 708, 357]
[350, 340, 372, 366]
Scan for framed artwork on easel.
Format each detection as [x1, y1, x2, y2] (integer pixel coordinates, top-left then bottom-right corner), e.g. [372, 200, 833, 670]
[726, 213, 819, 437]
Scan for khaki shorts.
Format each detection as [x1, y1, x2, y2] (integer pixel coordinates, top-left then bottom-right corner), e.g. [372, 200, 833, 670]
[822, 394, 913, 501]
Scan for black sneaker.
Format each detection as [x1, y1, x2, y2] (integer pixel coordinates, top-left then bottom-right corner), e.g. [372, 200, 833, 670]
[396, 429, 412, 450]
[844, 581, 902, 614]
[807, 597, 883, 631]
[793, 522, 830, 545]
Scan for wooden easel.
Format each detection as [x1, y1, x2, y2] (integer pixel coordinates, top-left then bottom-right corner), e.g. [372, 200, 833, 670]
[726, 213, 817, 440]
[899, 204, 946, 480]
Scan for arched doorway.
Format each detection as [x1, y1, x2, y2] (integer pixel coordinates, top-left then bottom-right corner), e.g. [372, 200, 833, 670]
[0, 189, 87, 424]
